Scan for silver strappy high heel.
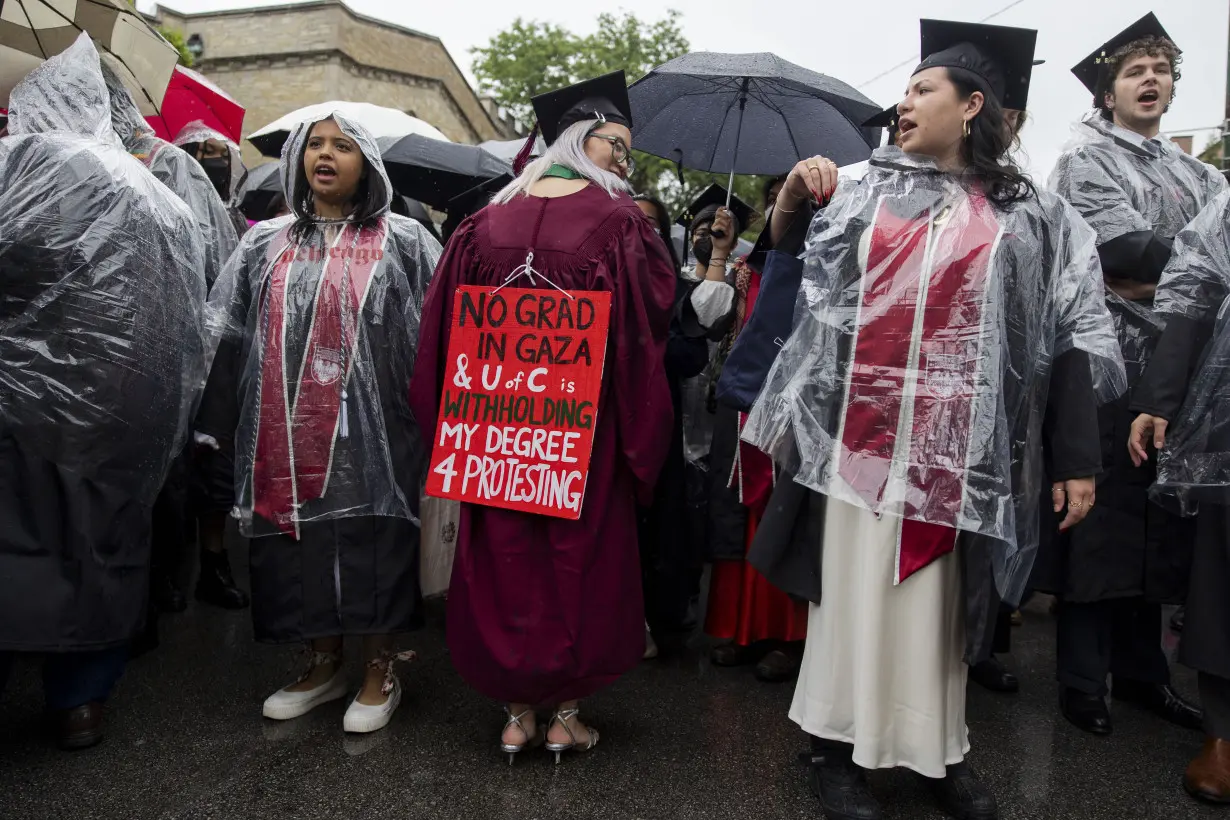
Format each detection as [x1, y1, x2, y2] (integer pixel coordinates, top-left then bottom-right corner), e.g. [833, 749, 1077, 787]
[545, 708, 599, 764]
[500, 708, 542, 765]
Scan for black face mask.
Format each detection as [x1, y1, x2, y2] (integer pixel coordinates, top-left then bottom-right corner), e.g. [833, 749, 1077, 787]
[692, 235, 714, 268]
[199, 156, 230, 200]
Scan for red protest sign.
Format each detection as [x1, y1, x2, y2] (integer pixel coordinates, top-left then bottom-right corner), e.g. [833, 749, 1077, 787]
[425, 285, 612, 519]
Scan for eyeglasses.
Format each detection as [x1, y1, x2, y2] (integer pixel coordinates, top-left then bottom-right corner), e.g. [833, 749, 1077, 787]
[586, 133, 635, 174]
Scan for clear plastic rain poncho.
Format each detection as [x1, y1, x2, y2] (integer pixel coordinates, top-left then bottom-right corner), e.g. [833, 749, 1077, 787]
[172, 119, 252, 239]
[200, 113, 441, 538]
[0, 34, 207, 504]
[1049, 111, 1226, 247]
[1149, 189, 1230, 504]
[100, 61, 239, 288]
[741, 148, 1126, 601]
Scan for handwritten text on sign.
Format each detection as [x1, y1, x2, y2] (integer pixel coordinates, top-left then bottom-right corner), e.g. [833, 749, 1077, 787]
[425, 285, 612, 519]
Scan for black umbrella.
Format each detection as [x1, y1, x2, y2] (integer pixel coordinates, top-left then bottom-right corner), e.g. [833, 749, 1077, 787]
[630, 53, 882, 203]
[238, 162, 281, 221]
[377, 135, 512, 210]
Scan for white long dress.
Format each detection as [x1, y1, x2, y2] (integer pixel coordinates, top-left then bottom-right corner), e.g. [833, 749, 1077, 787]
[788, 497, 968, 778]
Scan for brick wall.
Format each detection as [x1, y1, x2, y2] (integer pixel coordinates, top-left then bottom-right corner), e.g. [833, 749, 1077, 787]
[154, 2, 512, 154]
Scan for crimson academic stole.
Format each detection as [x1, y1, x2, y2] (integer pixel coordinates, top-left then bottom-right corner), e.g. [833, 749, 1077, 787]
[252, 220, 389, 537]
[834, 193, 1001, 583]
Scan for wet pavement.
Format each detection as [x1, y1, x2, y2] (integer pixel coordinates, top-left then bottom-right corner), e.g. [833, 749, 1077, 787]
[0, 548, 1221, 820]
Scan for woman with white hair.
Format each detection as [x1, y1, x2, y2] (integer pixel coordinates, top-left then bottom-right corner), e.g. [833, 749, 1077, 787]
[411, 71, 677, 764]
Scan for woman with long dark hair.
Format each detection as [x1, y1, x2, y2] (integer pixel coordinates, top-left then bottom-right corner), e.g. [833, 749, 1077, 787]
[198, 114, 439, 734]
[743, 21, 1124, 819]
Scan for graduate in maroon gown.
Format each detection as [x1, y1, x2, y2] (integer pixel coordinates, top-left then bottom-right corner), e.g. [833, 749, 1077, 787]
[410, 72, 676, 764]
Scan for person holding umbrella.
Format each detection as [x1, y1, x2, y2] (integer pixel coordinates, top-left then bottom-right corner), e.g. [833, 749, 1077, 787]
[410, 71, 676, 763]
[742, 20, 1125, 820]
[681, 184, 811, 683]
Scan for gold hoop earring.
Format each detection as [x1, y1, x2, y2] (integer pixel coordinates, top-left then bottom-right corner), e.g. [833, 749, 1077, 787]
[962, 119, 971, 140]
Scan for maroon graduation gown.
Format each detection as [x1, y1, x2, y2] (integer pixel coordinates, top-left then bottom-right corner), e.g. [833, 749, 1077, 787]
[410, 184, 676, 704]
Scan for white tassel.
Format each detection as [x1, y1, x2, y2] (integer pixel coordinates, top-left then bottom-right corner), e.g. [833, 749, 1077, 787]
[340, 388, 349, 439]
[727, 415, 743, 503]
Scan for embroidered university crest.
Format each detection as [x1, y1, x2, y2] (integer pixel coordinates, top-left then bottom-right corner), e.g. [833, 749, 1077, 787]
[923, 351, 966, 401]
[311, 347, 343, 385]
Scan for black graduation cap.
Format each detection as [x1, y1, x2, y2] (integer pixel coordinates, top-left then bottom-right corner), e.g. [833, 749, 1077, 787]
[529, 70, 633, 146]
[863, 105, 900, 144]
[675, 183, 756, 234]
[914, 19, 1039, 111]
[1070, 13, 1176, 96]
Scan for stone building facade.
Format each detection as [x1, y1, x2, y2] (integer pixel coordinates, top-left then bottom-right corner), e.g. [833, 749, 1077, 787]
[149, 2, 517, 165]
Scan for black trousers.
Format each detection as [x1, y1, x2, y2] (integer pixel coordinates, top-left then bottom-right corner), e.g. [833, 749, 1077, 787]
[1056, 597, 1169, 695]
[150, 448, 192, 585]
[992, 603, 1012, 655]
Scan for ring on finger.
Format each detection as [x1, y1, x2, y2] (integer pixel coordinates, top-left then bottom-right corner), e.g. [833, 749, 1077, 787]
[1070, 501, 1084, 509]
[1051, 487, 1066, 494]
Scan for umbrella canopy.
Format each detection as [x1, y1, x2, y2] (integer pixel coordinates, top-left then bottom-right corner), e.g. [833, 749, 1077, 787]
[146, 65, 244, 144]
[0, 0, 179, 114]
[479, 135, 546, 164]
[237, 161, 280, 220]
[248, 101, 449, 158]
[376, 134, 511, 210]
[629, 52, 882, 176]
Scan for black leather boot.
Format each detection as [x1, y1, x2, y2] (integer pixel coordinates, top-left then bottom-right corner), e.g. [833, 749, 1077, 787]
[195, 549, 250, 609]
[924, 761, 998, 820]
[804, 738, 882, 820]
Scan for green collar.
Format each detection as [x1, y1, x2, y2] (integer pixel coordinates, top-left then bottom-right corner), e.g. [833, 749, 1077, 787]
[542, 163, 584, 180]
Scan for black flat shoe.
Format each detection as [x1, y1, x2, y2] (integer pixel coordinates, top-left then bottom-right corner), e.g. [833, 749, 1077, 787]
[755, 648, 801, 683]
[710, 642, 760, 667]
[923, 761, 998, 820]
[803, 743, 882, 820]
[1060, 688, 1112, 735]
[195, 549, 250, 610]
[969, 656, 1019, 694]
[1113, 679, 1203, 732]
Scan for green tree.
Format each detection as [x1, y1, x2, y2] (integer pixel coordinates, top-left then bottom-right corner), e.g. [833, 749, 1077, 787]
[1199, 132, 1223, 167]
[126, 1, 193, 66]
[158, 27, 195, 68]
[472, 11, 772, 226]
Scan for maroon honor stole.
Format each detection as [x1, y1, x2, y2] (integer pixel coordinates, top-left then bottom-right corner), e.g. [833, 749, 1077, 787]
[253, 221, 388, 537]
[835, 194, 1001, 582]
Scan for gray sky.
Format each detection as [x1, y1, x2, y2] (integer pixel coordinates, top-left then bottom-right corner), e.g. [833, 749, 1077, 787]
[143, 0, 1229, 178]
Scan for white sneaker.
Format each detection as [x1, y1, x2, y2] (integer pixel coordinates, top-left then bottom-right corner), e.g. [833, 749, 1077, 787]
[262, 668, 348, 721]
[343, 677, 402, 734]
